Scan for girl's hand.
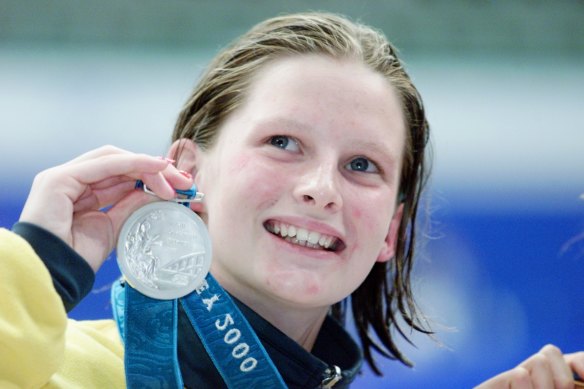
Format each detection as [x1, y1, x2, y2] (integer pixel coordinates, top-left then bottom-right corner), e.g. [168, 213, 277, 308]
[475, 345, 584, 389]
[19, 145, 193, 272]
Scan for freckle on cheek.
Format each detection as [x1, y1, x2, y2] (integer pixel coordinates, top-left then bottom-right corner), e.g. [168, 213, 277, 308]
[230, 156, 250, 173]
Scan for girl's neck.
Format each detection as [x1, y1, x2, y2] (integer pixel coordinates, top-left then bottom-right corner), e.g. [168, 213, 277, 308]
[213, 272, 329, 351]
[245, 293, 328, 351]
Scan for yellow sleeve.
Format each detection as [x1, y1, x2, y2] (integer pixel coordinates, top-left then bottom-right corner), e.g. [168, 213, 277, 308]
[0, 228, 126, 388]
[48, 319, 125, 388]
[0, 228, 68, 388]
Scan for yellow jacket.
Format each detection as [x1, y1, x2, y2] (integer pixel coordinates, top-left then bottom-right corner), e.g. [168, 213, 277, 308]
[0, 228, 125, 388]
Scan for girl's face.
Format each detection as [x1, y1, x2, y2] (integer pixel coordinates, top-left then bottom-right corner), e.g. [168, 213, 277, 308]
[195, 54, 406, 311]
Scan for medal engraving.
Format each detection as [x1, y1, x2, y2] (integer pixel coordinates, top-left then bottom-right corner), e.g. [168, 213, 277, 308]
[117, 201, 212, 299]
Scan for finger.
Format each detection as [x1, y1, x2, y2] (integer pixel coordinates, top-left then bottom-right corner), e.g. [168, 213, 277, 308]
[89, 175, 135, 190]
[474, 368, 531, 389]
[93, 180, 138, 208]
[539, 345, 573, 388]
[566, 352, 584, 383]
[92, 166, 192, 206]
[60, 145, 164, 166]
[74, 180, 137, 212]
[520, 353, 554, 389]
[139, 166, 194, 201]
[159, 163, 194, 191]
[74, 164, 193, 208]
[509, 367, 534, 389]
[70, 154, 193, 199]
[65, 153, 171, 187]
[140, 172, 176, 200]
[75, 164, 192, 204]
[62, 145, 130, 166]
[75, 176, 133, 205]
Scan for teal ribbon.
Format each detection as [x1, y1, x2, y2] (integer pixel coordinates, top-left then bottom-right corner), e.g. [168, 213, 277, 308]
[112, 276, 287, 388]
[124, 285, 183, 388]
[180, 274, 287, 388]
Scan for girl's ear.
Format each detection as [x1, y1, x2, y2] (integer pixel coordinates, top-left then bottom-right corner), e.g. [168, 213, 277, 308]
[376, 203, 404, 263]
[167, 139, 205, 214]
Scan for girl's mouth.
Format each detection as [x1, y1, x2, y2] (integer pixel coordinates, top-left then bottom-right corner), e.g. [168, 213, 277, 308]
[264, 220, 345, 252]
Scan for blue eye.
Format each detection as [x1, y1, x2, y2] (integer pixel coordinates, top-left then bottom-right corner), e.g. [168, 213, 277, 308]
[270, 136, 289, 149]
[269, 135, 299, 152]
[347, 157, 378, 173]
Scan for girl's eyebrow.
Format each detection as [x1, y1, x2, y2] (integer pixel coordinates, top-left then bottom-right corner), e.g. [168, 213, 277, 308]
[351, 140, 399, 169]
[357, 140, 396, 158]
[252, 116, 312, 132]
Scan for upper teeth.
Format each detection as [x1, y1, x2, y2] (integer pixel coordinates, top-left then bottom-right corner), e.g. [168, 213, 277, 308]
[269, 222, 336, 249]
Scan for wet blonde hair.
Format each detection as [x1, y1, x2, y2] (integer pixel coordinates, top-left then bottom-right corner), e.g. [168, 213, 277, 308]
[172, 12, 432, 373]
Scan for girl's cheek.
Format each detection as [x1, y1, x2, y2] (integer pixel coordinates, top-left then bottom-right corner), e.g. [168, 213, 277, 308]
[237, 157, 285, 200]
[253, 172, 286, 202]
[355, 202, 392, 235]
[229, 154, 252, 174]
[357, 209, 378, 233]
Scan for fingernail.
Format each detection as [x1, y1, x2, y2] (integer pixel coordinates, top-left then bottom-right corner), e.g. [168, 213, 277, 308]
[179, 170, 192, 179]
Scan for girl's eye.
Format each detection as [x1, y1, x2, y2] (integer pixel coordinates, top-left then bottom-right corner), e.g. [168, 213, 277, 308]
[269, 135, 300, 152]
[346, 157, 379, 173]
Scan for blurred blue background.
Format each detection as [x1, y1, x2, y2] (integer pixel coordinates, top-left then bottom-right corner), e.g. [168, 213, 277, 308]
[1, 1, 583, 387]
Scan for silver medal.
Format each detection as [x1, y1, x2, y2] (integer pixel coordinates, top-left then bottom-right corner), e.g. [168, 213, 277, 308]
[117, 201, 212, 300]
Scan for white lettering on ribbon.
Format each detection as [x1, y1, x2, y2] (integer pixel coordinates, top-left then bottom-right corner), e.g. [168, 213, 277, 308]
[214, 313, 258, 372]
[203, 294, 219, 312]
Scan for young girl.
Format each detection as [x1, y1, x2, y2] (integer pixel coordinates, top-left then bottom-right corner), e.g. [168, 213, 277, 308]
[1, 12, 582, 388]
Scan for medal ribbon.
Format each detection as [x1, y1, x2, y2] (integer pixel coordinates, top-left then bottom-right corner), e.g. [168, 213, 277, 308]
[124, 286, 183, 388]
[180, 274, 287, 388]
[113, 182, 287, 388]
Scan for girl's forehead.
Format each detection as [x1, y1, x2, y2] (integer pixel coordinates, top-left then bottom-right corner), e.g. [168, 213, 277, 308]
[210, 55, 406, 165]
[245, 56, 404, 133]
[250, 54, 392, 94]
[246, 56, 401, 114]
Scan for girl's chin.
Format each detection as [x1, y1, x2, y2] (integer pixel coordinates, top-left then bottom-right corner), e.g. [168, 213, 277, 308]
[262, 269, 341, 307]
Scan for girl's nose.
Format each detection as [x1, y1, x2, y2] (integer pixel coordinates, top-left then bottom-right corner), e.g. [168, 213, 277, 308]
[293, 162, 342, 213]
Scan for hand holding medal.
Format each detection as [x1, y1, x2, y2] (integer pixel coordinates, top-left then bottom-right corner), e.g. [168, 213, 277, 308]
[19, 146, 193, 272]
